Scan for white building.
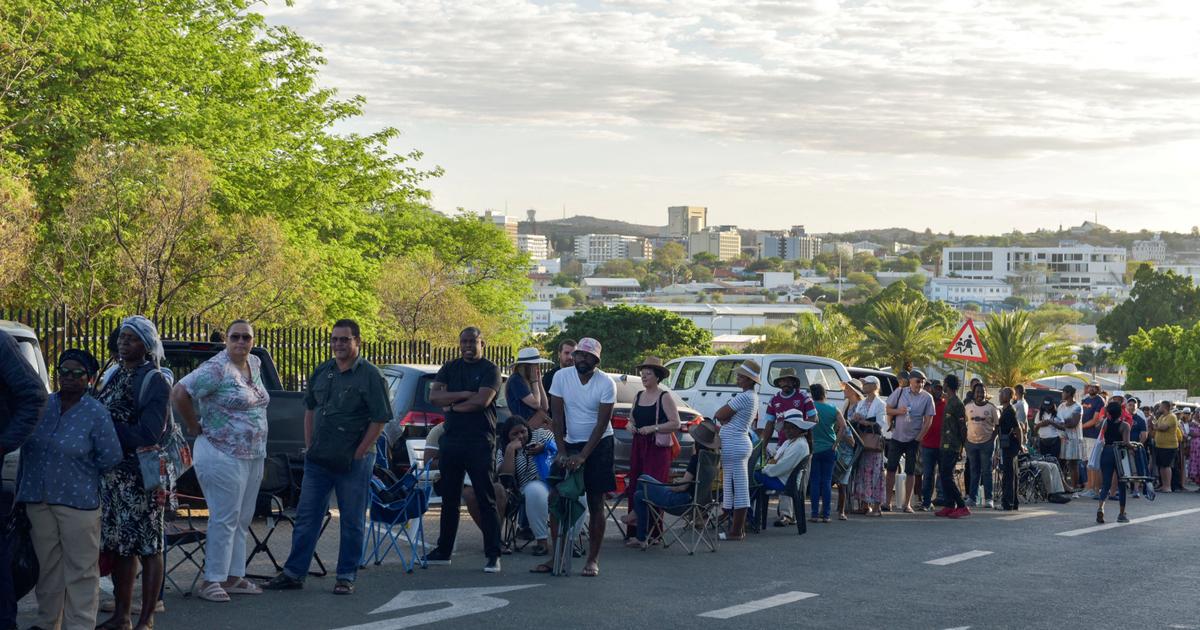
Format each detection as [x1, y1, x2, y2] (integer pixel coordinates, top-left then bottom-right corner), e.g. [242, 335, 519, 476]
[573, 234, 652, 264]
[757, 226, 822, 262]
[1131, 236, 1168, 263]
[516, 234, 550, 260]
[667, 205, 708, 238]
[688, 226, 741, 261]
[941, 244, 1127, 299]
[1159, 263, 1200, 286]
[484, 211, 519, 246]
[759, 271, 795, 290]
[926, 277, 1013, 304]
[620, 302, 822, 335]
[582, 277, 642, 299]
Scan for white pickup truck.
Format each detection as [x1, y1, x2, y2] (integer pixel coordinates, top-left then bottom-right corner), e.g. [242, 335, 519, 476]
[661, 353, 852, 421]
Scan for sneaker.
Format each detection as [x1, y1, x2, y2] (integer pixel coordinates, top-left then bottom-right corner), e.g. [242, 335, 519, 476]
[881, 504, 892, 512]
[1079, 489, 1097, 499]
[484, 557, 501, 573]
[262, 573, 304, 591]
[965, 498, 976, 507]
[917, 504, 931, 512]
[1131, 491, 1141, 498]
[934, 507, 954, 517]
[1117, 513, 1130, 523]
[948, 507, 971, 519]
[985, 499, 995, 510]
[424, 549, 452, 566]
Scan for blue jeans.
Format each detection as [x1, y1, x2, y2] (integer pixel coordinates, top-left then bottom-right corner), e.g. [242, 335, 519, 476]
[283, 454, 374, 582]
[920, 445, 941, 507]
[633, 474, 692, 542]
[809, 449, 836, 519]
[965, 441, 995, 502]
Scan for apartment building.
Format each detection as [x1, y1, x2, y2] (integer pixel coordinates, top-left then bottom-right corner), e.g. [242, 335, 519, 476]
[516, 233, 550, 260]
[941, 244, 1127, 298]
[484, 211, 519, 246]
[1131, 236, 1168, 263]
[756, 225, 822, 262]
[668, 205, 708, 238]
[926, 277, 1013, 304]
[573, 234, 652, 264]
[688, 225, 741, 261]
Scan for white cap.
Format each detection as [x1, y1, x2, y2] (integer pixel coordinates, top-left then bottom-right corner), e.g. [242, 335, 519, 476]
[861, 375, 880, 385]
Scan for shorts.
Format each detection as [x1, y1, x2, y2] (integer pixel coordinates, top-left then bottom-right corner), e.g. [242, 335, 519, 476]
[566, 435, 616, 495]
[1154, 446, 1178, 468]
[885, 439, 919, 474]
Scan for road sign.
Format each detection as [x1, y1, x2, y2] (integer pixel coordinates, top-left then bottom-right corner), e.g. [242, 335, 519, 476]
[330, 585, 542, 630]
[944, 319, 988, 363]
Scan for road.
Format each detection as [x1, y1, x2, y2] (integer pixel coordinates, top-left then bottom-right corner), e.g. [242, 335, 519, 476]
[20, 490, 1200, 630]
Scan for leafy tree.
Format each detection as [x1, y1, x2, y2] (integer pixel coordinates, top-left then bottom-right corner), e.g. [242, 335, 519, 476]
[1098, 265, 1200, 352]
[550, 295, 574, 309]
[784, 312, 861, 364]
[0, 170, 39, 296]
[543, 305, 711, 374]
[846, 271, 881, 297]
[859, 300, 950, 373]
[692, 252, 719, 267]
[376, 249, 495, 344]
[1121, 322, 1200, 393]
[1028, 303, 1083, 331]
[973, 311, 1074, 387]
[833, 282, 958, 333]
[1002, 296, 1029, 310]
[1076, 345, 1111, 373]
[901, 273, 926, 291]
[691, 264, 714, 282]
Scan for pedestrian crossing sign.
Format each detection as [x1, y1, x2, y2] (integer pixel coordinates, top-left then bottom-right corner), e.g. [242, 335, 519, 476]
[944, 319, 988, 362]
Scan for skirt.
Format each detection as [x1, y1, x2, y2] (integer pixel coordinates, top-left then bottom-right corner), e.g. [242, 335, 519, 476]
[1061, 435, 1085, 461]
[852, 451, 885, 504]
[100, 458, 165, 557]
[1189, 438, 1200, 482]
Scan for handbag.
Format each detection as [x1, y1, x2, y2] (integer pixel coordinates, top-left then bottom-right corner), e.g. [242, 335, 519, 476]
[860, 431, 883, 452]
[649, 392, 682, 458]
[135, 369, 192, 493]
[6, 504, 38, 600]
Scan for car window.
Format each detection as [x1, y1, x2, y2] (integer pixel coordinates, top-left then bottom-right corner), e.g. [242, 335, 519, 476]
[385, 375, 400, 397]
[767, 361, 843, 391]
[676, 361, 705, 390]
[415, 375, 440, 411]
[706, 359, 741, 387]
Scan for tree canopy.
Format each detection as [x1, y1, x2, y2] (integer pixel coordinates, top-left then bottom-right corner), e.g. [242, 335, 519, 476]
[1121, 322, 1200, 393]
[973, 310, 1074, 387]
[543, 305, 712, 374]
[1097, 265, 1200, 353]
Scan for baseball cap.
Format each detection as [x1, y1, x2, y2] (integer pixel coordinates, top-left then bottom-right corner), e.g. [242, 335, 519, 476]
[861, 375, 880, 386]
[909, 369, 927, 381]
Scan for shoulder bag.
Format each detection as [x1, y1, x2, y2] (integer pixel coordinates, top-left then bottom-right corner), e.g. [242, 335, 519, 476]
[651, 392, 682, 459]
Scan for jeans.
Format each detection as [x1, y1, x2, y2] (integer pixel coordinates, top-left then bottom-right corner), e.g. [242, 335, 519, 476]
[633, 474, 692, 542]
[920, 445, 941, 507]
[193, 437, 264, 582]
[965, 440, 995, 502]
[0, 487, 15, 629]
[283, 454, 374, 582]
[999, 448, 1019, 510]
[1099, 446, 1126, 509]
[434, 439, 503, 560]
[808, 449, 836, 519]
[938, 450, 965, 510]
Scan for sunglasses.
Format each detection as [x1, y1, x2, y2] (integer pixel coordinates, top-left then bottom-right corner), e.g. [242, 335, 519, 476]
[330, 335, 354, 344]
[229, 333, 253, 342]
[58, 367, 89, 379]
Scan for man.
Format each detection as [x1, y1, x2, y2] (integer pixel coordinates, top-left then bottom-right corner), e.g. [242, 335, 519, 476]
[759, 368, 816, 525]
[542, 339, 576, 391]
[544, 338, 616, 578]
[936, 374, 970, 518]
[0, 330, 47, 628]
[918, 380, 945, 511]
[882, 370, 909, 511]
[886, 369, 936, 513]
[1079, 383, 1106, 497]
[266, 319, 391, 594]
[1013, 385, 1029, 447]
[424, 327, 504, 572]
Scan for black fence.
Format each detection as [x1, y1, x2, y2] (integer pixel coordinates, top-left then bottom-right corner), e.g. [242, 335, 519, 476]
[1, 307, 514, 391]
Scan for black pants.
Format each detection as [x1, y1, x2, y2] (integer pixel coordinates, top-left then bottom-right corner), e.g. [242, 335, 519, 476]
[1038, 437, 1060, 458]
[999, 448, 1019, 510]
[938, 450, 965, 510]
[0, 487, 15, 629]
[435, 439, 502, 559]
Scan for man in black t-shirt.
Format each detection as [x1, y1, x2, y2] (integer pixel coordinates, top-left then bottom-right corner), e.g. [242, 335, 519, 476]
[425, 327, 504, 572]
[541, 338, 576, 391]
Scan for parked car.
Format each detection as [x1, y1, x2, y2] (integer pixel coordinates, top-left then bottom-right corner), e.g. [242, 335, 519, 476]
[846, 367, 898, 397]
[2, 320, 50, 485]
[1022, 387, 1063, 422]
[662, 353, 852, 422]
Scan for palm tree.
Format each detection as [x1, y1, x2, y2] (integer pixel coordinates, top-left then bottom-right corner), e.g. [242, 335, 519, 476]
[973, 310, 1075, 387]
[859, 300, 948, 373]
[782, 312, 860, 364]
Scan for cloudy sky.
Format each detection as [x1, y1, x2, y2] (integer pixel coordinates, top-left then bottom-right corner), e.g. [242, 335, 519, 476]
[261, 0, 1200, 235]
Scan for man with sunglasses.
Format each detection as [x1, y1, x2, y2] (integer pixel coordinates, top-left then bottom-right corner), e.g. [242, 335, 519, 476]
[266, 319, 391, 595]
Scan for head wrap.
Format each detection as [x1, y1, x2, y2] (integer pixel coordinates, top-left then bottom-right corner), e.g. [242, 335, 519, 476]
[120, 315, 164, 366]
[57, 348, 100, 376]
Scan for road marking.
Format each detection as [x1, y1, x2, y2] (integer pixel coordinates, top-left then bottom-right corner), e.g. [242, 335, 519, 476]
[698, 591, 818, 619]
[943, 626, 972, 630]
[924, 550, 993, 566]
[329, 585, 541, 630]
[1055, 507, 1200, 537]
[998, 510, 1056, 521]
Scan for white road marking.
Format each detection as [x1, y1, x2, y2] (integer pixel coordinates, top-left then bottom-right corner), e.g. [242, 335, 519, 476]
[943, 626, 972, 630]
[1055, 507, 1200, 537]
[924, 550, 993, 566]
[698, 591, 819, 619]
[329, 585, 541, 630]
[998, 510, 1056, 521]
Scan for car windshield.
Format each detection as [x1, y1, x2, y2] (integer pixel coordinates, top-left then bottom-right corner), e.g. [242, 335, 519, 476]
[767, 361, 843, 391]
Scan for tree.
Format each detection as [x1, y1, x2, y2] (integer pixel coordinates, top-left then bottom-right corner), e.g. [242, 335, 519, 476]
[1121, 322, 1200, 393]
[376, 249, 492, 344]
[1076, 345, 1110, 373]
[1002, 296, 1029, 310]
[1098, 265, 1200, 352]
[1028, 303, 1083, 332]
[833, 282, 958, 333]
[543, 305, 712, 374]
[859, 300, 949, 373]
[973, 311, 1075, 387]
[0, 170, 39, 296]
[901, 273, 926, 291]
[550, 295, 574, 309]
[692, 252, 719, 267]
[846, 271, 881, 297]
[654, 242, 687, 286]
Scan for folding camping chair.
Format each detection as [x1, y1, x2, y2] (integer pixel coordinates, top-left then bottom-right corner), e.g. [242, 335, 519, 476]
[406, 438, 441, 506]
[245, 452, 333, 578]
[549, 468, 588, 576]
[361, 437, 432, 572]
[644, 450, 721, 555]
[164, 488, 207, 597]
[499, 473, 533, 554]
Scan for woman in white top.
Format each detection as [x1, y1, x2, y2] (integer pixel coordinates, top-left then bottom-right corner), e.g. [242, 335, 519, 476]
[713, 360, 760, 541]
[1056, 385, 1083, 491]
[850, 376, 888, 517]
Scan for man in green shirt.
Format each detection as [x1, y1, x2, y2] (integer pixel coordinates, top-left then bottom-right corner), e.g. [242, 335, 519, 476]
[936, 374, 969, 518]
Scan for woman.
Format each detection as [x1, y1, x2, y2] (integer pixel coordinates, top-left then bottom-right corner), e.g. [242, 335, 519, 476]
[834, 380, 863, 520]
[506, 347, 552, 424]
[807, 383, 847, 524]
[171, 320, 269, 602]
[495, 417, 554, 556]
[964, 382, 998, 509]
[994, 388, 1024, 511]
[622, 357, 681, 533]
[1033, 398, 1063, 459]
[1151, 401, 1179, 493]
[1057, 385, 1083, 491]
[17, 349, 123, 630]
[1096, 401, 1131, 524]
[1186, 411, 1200, 487]
[97, 316, 171, 630]
[713, 359, 760, 540]
[850, 376, 888, 517]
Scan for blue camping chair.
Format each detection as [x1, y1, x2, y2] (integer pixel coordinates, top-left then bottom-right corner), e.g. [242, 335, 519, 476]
[361, 438, 432, 572]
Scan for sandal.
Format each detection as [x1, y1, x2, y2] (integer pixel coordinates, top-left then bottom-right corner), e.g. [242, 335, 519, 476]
[529, 563, 553, 574]
[773, 516, 795, 527]
[581, 563, 600, 577]
[225, 578, 263, 595]
[333, 580, 354, 595]
[838, 513, 848, 521]
[530, 544, 549, 556]
[197, 582, 230, 603]
[96, 618, 133, 630]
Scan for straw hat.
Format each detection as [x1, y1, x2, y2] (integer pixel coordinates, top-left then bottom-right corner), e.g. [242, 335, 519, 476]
[634, 356, 669, 381]
[734, 359, 762, 384]
[511, 347, 554, 367]
[772, 367, 801, 388]
[689, 419, 720, 450]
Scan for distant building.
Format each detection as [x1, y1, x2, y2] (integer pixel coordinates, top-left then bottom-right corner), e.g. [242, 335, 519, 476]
[517, 234, 550, 260]
[926, 277, 1012, 304]
[1159, 263, 1200, 286]
[851, 241, 884, 255]
[573, 234, 652, 264]
[582, 277, 642, 299]
[485, 211, 519, 246]
[1131, 235, 1167, 263]
[528, 273, 567, 301]
[759, 271, 795, 290]
[619, 302, 821, 335]
[668, 206, 708, 238]
[941, 244, 1127, 299]
[688, 226, 741, 261]
[757, 225, 821, 262]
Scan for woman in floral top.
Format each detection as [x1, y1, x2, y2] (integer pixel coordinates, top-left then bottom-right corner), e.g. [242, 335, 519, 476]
[172, 320, 270, 603]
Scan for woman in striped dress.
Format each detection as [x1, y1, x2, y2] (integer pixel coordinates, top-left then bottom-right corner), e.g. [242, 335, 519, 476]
[714, 360, 761, 541]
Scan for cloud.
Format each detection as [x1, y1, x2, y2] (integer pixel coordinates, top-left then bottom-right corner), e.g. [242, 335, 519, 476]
[264, 0, 1200, 158]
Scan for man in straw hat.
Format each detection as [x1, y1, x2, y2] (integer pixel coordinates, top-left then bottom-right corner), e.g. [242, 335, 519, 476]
[541, 337, 616, 577]
[627, 419, 720, 548]
[754, 408, 814, 492]
[759, 367, 816, 526]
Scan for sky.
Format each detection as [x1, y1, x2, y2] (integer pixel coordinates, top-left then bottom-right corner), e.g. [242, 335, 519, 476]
[260, 0, 1200, 235]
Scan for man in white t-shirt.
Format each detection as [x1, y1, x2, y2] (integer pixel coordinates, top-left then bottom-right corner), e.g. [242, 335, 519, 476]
[543, 337, 616, 578]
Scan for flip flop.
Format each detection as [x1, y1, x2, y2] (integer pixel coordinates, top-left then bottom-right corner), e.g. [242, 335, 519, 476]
[581, 563, 600, 577]
[197, 582, 230, 603]
[529, 563, 553, 574]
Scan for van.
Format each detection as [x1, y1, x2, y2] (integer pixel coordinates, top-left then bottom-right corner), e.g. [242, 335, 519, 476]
[662, 354, 852, 421]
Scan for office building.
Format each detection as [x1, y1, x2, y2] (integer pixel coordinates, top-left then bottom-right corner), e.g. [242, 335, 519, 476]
[668, 206, 708, 238]
[941, 244, 1127, 298]
[926, 277, 1012, 304]
[688, 226, 741, 261]
[516, 234, 550, 260]
[1131, 236, 1168, 263]
[757, 225, 821, 262]
[574, 234, 652, 265]
[484, 211, 519, 246]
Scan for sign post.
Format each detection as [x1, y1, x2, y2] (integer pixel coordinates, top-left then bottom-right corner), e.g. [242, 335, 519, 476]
[944, 319, 988, 364]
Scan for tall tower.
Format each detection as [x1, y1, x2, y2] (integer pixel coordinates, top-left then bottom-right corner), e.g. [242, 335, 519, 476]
[526, 208, 537, 234]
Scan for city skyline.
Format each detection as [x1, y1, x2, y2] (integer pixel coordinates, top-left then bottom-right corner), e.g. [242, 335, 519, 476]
[263, 0, 1200, 235]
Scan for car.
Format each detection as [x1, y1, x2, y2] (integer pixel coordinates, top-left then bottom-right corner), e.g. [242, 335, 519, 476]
[662, 353, 852, 421]
[1022, 387, 1063, 422]
[2, 320, 50, 485]
[846, 367, 898, 397]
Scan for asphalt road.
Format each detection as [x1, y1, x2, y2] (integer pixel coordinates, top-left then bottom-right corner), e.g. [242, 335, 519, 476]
[20, 489, 1200, 630]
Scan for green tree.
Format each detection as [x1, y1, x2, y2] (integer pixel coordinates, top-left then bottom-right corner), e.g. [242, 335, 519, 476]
[1028, 303, 1084, 332]
[1076, 345, 1111, 373]
[742, 312, 860, 363]
[901, 273, 926, 291]
[1121, 322, 1200, 393]
[833, 282, 958, 332]
[550, 295, 574, 309]
[846, 271, 881, 297]
[1098, 265, 1200, 352]
[0, 170, 39, 296]
[973, 311, 1075, 387]
[859, 300, 950, 373]
[543, 305, 712, 374]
